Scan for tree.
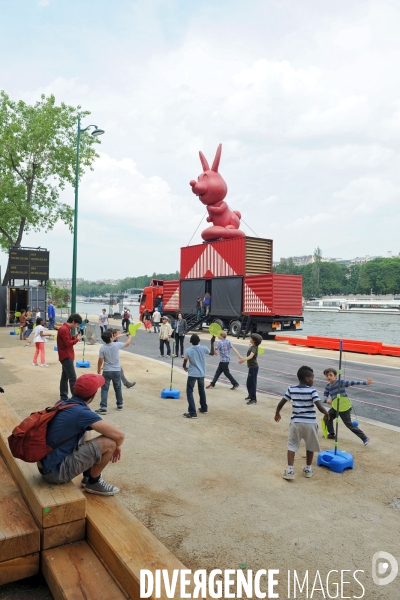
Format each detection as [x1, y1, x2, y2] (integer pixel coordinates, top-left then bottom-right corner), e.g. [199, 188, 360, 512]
[46, 279, 70, 308]
[0, 91, 100, 284]
[310, 246, 322, 296]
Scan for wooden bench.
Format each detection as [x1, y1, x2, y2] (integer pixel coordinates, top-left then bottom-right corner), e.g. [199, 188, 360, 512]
[42, 540, 126, 600]
[0, 397, 86, 550]
[0, 454, 40, 585]
[84, 493, 196, 600]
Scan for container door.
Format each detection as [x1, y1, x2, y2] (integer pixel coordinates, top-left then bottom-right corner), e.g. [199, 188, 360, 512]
[211, 277, 243, 317]
[180, 279, 206, 314]
[0, 286, 7, 326]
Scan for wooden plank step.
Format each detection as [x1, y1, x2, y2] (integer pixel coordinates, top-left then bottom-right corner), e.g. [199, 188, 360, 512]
[0, 454, 40, 586]
[42, 540, 127, 600]
[84, 493, 194, 600]
[0, 396, 86, 534]
[0, 553, 40, 586]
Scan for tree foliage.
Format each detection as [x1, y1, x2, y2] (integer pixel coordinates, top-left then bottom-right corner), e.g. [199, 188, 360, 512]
[46, 279, 70, 308]
[75, 272, 180, 297]
[274, 257, 400, 297]
[0, 91, 100, 283]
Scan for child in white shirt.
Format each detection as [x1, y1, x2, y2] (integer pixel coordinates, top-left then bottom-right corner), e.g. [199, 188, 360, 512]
[32, 317, 53, 367]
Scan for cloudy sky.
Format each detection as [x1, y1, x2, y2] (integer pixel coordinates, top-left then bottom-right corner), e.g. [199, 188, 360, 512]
[1, 0, 400, 280]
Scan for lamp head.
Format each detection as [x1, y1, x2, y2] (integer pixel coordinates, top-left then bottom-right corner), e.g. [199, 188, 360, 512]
[91, 128, 105, 137]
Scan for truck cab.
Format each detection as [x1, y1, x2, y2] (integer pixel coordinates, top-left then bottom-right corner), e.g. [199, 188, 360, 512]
[139, 279, 163, 320]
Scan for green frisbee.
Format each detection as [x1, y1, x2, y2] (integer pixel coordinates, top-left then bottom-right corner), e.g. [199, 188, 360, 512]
[128, 322, 141, 337]
[209, 323, 222, 337]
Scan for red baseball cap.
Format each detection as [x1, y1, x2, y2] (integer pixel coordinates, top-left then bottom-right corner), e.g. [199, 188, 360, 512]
[74, 374, 105, 398]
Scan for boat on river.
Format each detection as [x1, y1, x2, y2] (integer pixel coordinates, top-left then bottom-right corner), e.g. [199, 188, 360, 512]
[304, 298, 400, 314]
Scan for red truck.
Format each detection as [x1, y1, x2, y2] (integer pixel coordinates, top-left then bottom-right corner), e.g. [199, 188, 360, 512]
[139, 236, 303, 339]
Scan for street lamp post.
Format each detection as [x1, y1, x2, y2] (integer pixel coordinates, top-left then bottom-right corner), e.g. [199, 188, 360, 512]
[71, 117, 104, 314]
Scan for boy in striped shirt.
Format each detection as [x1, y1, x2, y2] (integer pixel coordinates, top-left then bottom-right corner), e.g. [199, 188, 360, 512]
[275, 365, 329, 480]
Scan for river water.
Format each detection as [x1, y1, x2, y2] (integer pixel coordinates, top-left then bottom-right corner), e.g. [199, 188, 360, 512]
[69, 302, 400, 345]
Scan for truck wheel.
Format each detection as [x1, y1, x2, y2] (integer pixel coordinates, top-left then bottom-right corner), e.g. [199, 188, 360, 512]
[212, 319, 224, 330]
[229, 320, 242, 336]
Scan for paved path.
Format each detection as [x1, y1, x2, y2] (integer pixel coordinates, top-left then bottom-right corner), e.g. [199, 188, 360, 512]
[112, 327, 400, 428]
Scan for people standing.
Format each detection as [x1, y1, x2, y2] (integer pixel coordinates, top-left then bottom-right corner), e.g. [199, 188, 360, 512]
[206, 331, 242, 389]
[24, 315, 34, 346]
[99, 309, 109, 335]
[57, 314, 83, 400]
[19, 310, 27, 340]
[275, 366, 330, 480]
[96, 330, 132, 414]
[47, 301, 56, 330]
[36, 308, 41, 319]
[143, 309, 152, 333]
[32, 317, 53, 367]
[203, 293, 211, 316]
[239, 333, 262, 405]
[159, 316, 172, 357]
[182, 334, 210, 418]
[175, 312, 188, 357]
[152, 308, 161, 333]
[112, 329, 136, 389]
[196, 297, 203, 320]
[121, 307, 131, 333]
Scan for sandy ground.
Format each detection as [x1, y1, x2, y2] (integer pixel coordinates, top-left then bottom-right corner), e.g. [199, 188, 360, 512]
[1, 327, 399, 599]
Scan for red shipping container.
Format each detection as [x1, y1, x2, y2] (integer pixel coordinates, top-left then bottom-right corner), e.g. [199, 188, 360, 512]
[180, 237, 273, 280]
[162, 280, 180, 312]
[243, 274, 303, 317]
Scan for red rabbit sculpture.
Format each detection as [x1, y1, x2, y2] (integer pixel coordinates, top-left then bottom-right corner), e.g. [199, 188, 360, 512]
[190, 143, 245, 241]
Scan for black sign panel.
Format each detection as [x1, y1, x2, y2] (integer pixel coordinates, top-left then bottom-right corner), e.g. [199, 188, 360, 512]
[9, 249, 49, 281]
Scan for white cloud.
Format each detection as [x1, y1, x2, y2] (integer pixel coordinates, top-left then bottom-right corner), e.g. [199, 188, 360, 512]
[2, 0, 400, 276]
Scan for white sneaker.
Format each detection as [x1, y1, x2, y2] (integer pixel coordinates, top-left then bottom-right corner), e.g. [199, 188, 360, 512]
[303, 467, 315, 478]
[282, 469, 294, 480]
[32, 363, 38, 366]
[40, 364, 50, 368]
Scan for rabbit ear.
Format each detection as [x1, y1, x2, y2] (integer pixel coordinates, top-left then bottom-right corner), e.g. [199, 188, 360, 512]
[211, 143, 222, 172]
[199, 151, 210, 172]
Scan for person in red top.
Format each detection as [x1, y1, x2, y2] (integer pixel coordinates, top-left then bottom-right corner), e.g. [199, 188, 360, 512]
[57, 313, 83, 400]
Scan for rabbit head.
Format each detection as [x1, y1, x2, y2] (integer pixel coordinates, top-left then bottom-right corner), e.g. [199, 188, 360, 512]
[190, 143, 228, 206]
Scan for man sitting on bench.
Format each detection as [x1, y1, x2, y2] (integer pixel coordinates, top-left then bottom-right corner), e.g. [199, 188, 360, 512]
[37, 373, 124, 496]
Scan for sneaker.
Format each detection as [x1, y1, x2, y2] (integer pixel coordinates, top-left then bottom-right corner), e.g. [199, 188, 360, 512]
[282, 469, 294, 480]
[126, 382, 136, 388]
[198, 408, 208, 414]
[117, 406, 123, 410]
[206, 384, 215, 389]
[183, 413, 197, 419]
[84, 477, 120, 496]
[81, 476, 89, 488]
[327, 434, 336, 440]
[32, 363, 38, 366]
[363, 437, 370, 446]
[245, 396, 250, 400]
[247, 399, 257, 405]
[95, 408, 107, 414]
[303, 467, 315, 478]
[40, 364, 49, 368]
[231, 384, 239, 390]
[159, 355, 164, 358]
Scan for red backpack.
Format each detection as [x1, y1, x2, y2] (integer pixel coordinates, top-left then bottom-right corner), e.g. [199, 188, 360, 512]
[8, 401, 78, 463]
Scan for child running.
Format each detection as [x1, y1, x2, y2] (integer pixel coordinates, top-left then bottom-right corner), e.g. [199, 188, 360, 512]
[24, 315, 34, 346]
[275, 365, 330, 480]
[323, 368, 371, 445]
[32, 317, 53, 367]
[207, 331, 242, 390]
[238, 333, 262, 404]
